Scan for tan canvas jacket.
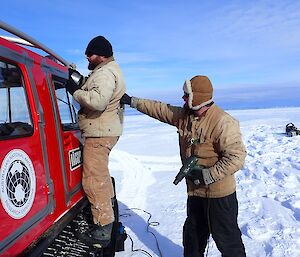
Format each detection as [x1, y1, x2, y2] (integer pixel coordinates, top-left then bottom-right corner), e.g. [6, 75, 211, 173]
[73, 57, 126, 137]
[131, 98, 247, 198]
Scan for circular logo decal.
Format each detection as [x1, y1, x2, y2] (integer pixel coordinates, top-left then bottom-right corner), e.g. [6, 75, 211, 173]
[0, 149, 36, 219]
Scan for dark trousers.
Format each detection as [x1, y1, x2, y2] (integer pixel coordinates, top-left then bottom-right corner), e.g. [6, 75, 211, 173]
[183, 192, 246, 257]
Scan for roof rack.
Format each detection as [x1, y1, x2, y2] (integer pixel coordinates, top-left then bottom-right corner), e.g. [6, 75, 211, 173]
[0, 20, 74, 68]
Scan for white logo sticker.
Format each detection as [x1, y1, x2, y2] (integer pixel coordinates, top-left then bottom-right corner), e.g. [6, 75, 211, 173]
[69, 147, 82, 171]
[0, 149, 36, 219]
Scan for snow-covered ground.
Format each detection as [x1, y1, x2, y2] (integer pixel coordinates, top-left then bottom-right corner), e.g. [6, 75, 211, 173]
[110, 107, 300, 257]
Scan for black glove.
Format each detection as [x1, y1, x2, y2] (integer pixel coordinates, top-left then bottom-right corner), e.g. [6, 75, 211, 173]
[120, 93, 132, 105]
[186, 165, 215, 185]
[66, 69, 84, 95]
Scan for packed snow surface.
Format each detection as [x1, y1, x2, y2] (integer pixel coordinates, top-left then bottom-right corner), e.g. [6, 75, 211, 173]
[111, 107, 300, 257]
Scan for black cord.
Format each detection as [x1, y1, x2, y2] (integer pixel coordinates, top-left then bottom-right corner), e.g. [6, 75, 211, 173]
[205, 190, 211, 257]
[126, 233, 153, 257]
[120, 207, 163, 257]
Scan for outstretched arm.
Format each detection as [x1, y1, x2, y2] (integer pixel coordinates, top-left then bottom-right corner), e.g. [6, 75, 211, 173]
[121, 94, 185, 127]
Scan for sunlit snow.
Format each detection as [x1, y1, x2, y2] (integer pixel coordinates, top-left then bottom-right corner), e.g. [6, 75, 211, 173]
[111, 107, 300, 257]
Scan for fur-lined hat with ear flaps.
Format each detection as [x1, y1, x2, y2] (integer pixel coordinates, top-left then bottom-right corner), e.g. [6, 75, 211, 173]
[183, 75, 213, 110]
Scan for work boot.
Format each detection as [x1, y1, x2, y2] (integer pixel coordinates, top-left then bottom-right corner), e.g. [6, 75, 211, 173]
[76, 222, 113, 248]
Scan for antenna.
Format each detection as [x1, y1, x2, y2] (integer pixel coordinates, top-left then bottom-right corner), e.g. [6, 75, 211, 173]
[0, 20, 75, 68]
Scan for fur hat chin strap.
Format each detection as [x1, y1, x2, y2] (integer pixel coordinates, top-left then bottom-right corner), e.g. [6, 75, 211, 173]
[183, 79, 213, 110]
[190, 99, 214, 110]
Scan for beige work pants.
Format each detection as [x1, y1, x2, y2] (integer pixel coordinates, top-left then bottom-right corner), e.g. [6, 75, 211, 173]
[82, 137, 118, 225]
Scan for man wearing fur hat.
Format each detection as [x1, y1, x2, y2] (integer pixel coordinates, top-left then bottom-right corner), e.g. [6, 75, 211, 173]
[121, 75, 247, 257]
[66, 36, 126, 248]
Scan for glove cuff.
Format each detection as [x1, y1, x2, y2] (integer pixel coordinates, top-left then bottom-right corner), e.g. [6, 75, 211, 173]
[202, 168, 215, 185]
[131, 97, 139, 108]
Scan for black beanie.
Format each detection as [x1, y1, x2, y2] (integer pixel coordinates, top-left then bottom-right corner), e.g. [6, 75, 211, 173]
[85, 36, 113, 57]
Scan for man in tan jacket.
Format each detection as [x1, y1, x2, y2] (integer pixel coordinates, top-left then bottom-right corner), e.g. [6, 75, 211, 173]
[66, 36, 126, 248]
[121, 75, 247, 257]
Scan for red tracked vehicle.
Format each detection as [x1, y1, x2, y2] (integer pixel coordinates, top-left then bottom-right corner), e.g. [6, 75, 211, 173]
[0, 21, 125, 257]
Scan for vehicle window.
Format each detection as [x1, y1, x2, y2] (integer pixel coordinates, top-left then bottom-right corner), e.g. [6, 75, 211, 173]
[0, 60, 33, 140]
[52, 75, 79, 131]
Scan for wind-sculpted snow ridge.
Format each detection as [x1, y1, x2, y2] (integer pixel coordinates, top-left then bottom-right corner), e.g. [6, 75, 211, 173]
[238, 121, 300, 257]
[110, 107, 300, 257]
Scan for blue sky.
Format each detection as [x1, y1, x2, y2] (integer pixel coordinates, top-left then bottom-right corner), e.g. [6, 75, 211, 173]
[1, 0, 300, 108]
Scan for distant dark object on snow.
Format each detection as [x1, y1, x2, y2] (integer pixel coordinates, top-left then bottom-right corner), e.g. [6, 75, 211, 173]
[286, 123, 300, 137]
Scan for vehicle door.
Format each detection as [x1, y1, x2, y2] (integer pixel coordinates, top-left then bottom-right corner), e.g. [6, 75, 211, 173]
[50, 74, 83, 205]
[0, 58, 53, 254]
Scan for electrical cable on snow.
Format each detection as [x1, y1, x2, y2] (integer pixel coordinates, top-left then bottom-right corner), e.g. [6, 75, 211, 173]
[205, 192, 211, 257]
[126, 233, 153, 257]
[120, 208, 163, 257]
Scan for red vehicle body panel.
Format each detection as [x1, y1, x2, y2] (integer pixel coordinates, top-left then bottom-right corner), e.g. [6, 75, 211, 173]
[0, 36, 85, 256]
